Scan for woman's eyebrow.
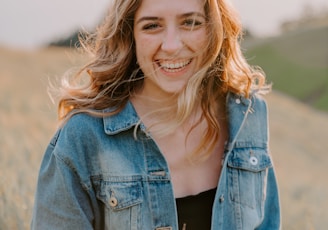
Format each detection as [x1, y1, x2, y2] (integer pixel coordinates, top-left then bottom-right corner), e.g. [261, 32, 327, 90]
[180, 12, 206, 19]
[135, 12, 206, 25]
[135, 16, 161, 25]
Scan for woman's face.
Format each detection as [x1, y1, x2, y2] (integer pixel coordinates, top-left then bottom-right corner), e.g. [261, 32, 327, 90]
[133, 0, 208, 98]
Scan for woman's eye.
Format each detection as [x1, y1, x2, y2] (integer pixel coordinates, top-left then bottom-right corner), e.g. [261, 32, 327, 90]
[182, 19, 203, 27]
[142, 23, 160, 30]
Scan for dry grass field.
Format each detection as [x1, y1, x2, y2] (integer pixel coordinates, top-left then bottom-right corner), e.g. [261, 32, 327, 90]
[0, 46, 327, 229]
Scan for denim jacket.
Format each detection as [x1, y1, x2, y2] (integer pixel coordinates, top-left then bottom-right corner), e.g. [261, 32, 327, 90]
[31, 92, 281, 230]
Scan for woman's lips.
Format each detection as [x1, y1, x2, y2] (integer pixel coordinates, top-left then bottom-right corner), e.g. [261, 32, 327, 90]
[157, 59, 192, 73]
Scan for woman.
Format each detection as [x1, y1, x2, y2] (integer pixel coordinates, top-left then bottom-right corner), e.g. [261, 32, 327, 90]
[32, 0, 281, 229]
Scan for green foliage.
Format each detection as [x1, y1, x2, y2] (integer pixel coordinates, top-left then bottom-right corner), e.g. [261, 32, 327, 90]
[243, 26, 328, 112]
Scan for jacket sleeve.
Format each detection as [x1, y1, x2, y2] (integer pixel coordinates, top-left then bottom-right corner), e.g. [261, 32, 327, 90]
[257, 165, 281, 230]
[31, 137, 95, 230]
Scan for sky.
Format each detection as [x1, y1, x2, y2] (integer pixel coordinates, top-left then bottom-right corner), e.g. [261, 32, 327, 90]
[0, 0, 327, 49]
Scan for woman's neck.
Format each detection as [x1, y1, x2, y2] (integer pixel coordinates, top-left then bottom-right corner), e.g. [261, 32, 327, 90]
[131, 91, 203, 137]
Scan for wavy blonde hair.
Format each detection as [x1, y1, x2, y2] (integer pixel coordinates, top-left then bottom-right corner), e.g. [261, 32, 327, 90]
[55, 0, 269, 158]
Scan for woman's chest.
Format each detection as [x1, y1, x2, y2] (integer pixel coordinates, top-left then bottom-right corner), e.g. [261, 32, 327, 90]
[152, 126, 227, 197]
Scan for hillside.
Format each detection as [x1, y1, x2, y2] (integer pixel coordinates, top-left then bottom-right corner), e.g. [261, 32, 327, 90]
[266, 91, 328, 229]
[243, 25, 328, 112]
[1, 46, 328, 229]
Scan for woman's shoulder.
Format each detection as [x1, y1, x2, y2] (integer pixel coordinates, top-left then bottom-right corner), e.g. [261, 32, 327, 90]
[251, 92, 268, 109]
[46, 112, 107, 172]
[226, 91, 269, 148]
[50, 112, 106, 154]
[227, 91, 268, 110]
[57, 101, 138, 142]
[61, 112, 104, 136]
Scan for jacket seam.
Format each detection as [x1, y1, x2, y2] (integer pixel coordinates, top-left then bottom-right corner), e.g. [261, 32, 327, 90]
[54, 151, 92, 192]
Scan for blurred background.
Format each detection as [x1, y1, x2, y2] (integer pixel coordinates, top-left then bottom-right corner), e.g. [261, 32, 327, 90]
[0, 0, 327, 229]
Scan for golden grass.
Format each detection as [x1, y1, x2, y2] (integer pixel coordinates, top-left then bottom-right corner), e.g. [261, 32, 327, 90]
[0, 47, 86, 229]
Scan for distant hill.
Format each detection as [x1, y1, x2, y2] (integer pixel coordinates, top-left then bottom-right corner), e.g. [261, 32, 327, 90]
[49, 31, 81, 48]
[242, 25, 328, 112]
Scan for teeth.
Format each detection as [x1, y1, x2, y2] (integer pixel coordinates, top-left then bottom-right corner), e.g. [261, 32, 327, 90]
[160, 59, 191, 71]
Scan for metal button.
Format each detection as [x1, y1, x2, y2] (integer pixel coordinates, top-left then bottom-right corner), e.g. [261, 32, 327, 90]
[235, 98, 241, 104]
[219, 195, 224, 203]
[249, 156, 258, 165]
[109, 197, 118, 207]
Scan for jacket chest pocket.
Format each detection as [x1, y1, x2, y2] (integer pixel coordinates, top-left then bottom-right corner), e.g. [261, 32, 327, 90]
[227, 148, 272, 210]
[94, 179, 143, 230]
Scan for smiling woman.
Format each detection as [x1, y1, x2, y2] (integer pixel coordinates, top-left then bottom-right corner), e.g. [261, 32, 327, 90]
[133, 0, 208, 95]
[31, 0, 281, 229]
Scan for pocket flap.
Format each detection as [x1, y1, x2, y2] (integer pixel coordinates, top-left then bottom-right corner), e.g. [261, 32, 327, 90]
[96, 181, 143, 211]
[227, 148, 272, 172]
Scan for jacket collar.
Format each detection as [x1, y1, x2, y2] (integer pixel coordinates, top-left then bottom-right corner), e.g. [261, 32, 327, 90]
[103, 93, 252, 144]
[103, 101, 141, 135]
[225, 92, 252, 151]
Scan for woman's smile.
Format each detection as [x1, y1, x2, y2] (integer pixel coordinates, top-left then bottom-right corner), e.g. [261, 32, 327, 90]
[156, 58, 193, 74]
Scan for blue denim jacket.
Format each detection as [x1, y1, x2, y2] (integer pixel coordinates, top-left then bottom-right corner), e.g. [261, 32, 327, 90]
[31, 92, 281, 230]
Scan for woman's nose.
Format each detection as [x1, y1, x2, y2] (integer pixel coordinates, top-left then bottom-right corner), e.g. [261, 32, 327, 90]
[161, 27, 183, 54]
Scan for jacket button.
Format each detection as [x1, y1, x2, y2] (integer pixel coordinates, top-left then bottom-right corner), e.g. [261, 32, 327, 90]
[219, 195, 224, 203]
[109, 197, 118, 207]
[235, 98, 241, 104]
[249, 156, 258, 165]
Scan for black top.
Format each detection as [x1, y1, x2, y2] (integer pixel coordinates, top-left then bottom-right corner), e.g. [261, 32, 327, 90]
[176, 187, 217, 230]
